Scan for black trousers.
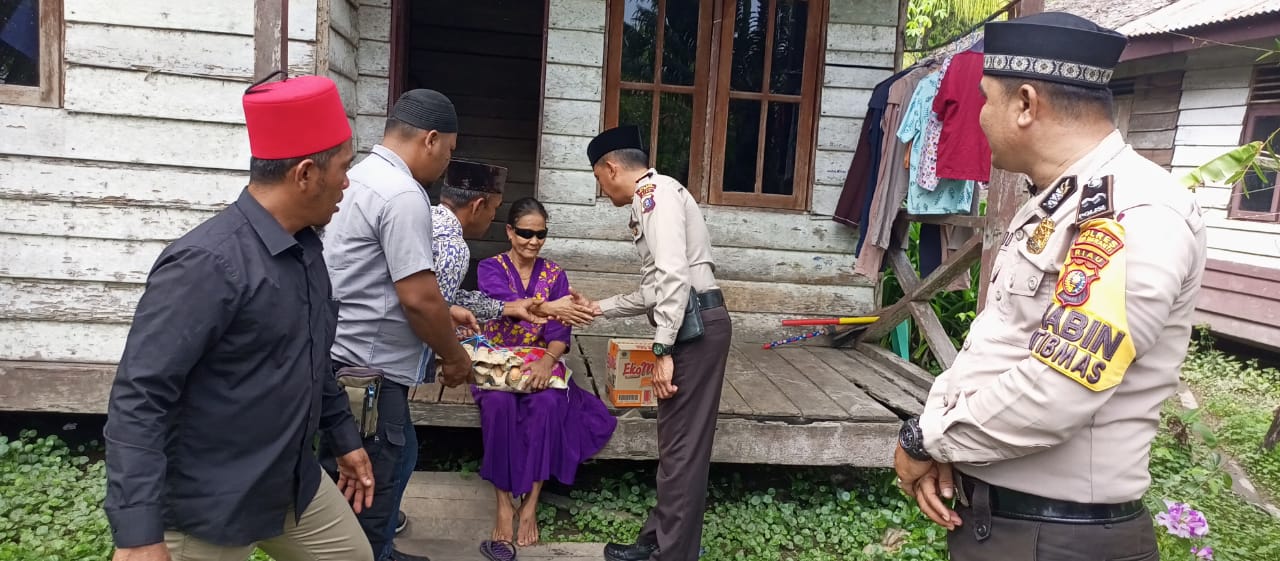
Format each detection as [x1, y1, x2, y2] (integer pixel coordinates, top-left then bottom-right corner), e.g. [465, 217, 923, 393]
[948, 477, 1159, 561]
[637, 307, 732, 561]
[320, 377, 414, 560]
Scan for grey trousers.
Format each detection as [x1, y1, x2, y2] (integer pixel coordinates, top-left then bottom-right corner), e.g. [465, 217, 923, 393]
[948, 478, 1159, 561]
[638, 307, 732, 561]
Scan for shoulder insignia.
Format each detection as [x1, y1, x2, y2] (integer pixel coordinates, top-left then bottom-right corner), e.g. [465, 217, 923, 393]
[1076, 176, 1114, 226]
[1039, 176, 1077, 215]
[1028, 218, 1134, 392]
[641, 195, 656, 214]
[636, 183, 657, 198]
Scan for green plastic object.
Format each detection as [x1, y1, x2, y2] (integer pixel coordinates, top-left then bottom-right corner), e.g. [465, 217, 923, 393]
[890, 320, 911, 361]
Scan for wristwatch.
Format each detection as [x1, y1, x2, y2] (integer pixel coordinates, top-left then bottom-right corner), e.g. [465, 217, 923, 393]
[898, 417, 932, 462]
[652, 342, 672, 356]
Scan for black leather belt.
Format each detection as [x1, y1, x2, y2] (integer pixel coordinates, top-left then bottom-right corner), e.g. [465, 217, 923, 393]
[961, 474, 1145, 525]
[696, 289, 725, 311]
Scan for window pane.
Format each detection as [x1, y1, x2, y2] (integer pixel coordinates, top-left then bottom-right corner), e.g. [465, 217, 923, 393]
[0, 0, 40, 87]
[1239, 171, 1276, 213]
[620, 89, 654, 161]
[661, 0, 699, 86]
[762, 102, 799, 195]
[723, 99, 762, 193]
[622, 0, 658, 83]
[729, 0, 766, 92]
[1247, 115, 1280, 142]
[656, 93, 693, 185]
[770, 0, 807, 95]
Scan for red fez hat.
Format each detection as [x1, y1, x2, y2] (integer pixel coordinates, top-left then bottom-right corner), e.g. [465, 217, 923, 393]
[242, 75, 352, 159]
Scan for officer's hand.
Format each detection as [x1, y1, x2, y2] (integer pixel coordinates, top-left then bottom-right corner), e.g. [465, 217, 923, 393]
[112, 544, 171, 561]
[568, 287, 604, 317]
[336, 447, 376, 514]
[913, 463, 961, 531]
[653, 355, 678, 399]
[541, 295, 596, 327]
[894, 443, 934, 492]
[450, 305, 481, 334]
[439, 354, 472, 387]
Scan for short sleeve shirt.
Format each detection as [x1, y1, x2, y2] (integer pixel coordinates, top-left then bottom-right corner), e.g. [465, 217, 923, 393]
[324, 145, 437, 386]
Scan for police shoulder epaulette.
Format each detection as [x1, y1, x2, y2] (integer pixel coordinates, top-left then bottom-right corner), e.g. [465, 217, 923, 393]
[1076, 175, 1115, 226]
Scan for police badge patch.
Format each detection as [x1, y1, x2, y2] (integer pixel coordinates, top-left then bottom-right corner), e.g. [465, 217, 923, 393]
[1039, 176, 1077, 215]
[641, 195, 656, 214]
[1076, 176, 1114, 225]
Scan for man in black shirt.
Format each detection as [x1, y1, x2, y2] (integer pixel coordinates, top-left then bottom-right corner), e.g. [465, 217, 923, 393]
[104, 75, 374, 561]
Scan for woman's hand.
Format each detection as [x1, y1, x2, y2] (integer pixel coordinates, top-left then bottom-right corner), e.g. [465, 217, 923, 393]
[538, 295, 596, 327]
[524, 353, 556, 391]
[503, 298, 546, 324]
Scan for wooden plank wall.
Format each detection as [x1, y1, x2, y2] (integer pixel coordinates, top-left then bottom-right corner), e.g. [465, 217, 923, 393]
[0, 0, 322, 364]
[523, 0, 887, 341]
[354, 0, 392, 154]
[1195, 259, 1280, 353]
[323, 0, 361, 121]
[1124, 70, 1183, 168]
[1169, 45, 1280, 271]
[405, 0, 544, 211]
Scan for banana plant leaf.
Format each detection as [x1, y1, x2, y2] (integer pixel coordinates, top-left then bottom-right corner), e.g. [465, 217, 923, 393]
[1180, 141, 1280, 190]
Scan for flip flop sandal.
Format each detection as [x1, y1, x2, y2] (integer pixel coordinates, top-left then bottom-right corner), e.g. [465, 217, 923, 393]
[479, 540, 518, 561]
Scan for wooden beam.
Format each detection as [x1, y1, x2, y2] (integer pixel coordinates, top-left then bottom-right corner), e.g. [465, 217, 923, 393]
[859, 235, 983, 344]
[1017, 0, 1043, 17]
[900, 212, 988, 229]
[254, 0, 289, 79]
[979, 168, 1024, 311]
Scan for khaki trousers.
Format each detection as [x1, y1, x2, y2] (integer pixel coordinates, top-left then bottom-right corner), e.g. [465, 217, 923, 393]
[164, 471, 373, 561]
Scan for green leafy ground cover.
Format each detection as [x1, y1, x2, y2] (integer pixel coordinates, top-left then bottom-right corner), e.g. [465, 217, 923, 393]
[4, 338, 1280, 560]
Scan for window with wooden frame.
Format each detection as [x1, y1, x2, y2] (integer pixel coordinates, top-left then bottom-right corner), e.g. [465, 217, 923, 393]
[1228, 65, 1280, 223]
[0, 0, 62, 107]
[604, 0, 825, 210]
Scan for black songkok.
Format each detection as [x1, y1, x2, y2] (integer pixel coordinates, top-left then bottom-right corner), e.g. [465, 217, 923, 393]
[587, 125, 646, 166]
[983, 12, 1128, 90]
[444, 159, 507, 194]
[390, 89, 459, 133]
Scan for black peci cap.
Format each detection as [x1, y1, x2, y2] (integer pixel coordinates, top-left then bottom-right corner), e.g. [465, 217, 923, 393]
[983, 12, 1128, 90]
[444, 159, 507, 194]
[587, 125, 646, 166]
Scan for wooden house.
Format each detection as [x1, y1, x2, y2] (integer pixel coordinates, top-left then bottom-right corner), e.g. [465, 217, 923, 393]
[0, 0, 943, 466]
[1050, 0, 1280, 352]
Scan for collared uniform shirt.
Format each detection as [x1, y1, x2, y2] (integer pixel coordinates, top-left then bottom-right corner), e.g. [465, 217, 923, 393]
[325, 145, 437, 387]
[598, 169, 718, 346]
[920, 131, 1208, 504]
[104, 189, 362, 548]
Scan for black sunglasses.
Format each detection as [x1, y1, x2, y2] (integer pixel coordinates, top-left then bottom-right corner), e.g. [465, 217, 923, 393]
[514, 228, 548, 240]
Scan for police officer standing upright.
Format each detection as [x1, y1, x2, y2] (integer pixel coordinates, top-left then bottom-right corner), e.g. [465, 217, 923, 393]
[572, 125, 732, 561]
[893, 13, 1208, 561]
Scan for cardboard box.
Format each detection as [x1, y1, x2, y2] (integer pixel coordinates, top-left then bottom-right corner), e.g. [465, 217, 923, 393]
[604, 338, 657, 408]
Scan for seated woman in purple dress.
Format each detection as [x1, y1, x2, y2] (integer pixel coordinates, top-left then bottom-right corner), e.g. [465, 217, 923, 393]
[473, 197, 618, 548]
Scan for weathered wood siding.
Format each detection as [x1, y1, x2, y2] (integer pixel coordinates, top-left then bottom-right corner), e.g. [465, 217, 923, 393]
[531, 0, 885, 341]
[1168, 46, 1280, 271]
[1195, 259, 1280, 353]
[322, 0, 361, 120]
[1120, 71, 1183, 168]
[350, 0, 886, 341]
[0, 1, 323, 364]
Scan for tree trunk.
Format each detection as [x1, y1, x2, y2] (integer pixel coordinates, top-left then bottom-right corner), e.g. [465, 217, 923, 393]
[1264, 406, 1280, 451]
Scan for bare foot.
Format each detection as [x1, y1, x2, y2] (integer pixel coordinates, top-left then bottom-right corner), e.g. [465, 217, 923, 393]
[493, 494, 515, 543]
[516, 500, 540, 547]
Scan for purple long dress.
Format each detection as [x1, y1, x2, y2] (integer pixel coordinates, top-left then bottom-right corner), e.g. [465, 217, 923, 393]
[471, 254, 617, 495]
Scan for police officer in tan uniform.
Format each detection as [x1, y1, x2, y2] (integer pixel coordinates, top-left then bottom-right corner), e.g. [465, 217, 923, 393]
[573, 125, 732, 561]
[893, 13, 1208, 561]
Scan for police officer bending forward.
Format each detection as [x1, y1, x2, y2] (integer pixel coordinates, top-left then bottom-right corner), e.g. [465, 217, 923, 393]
[573, 126, 732, 561]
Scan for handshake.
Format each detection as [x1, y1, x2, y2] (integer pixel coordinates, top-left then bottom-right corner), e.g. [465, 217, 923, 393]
[449, 288, 604, 335]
